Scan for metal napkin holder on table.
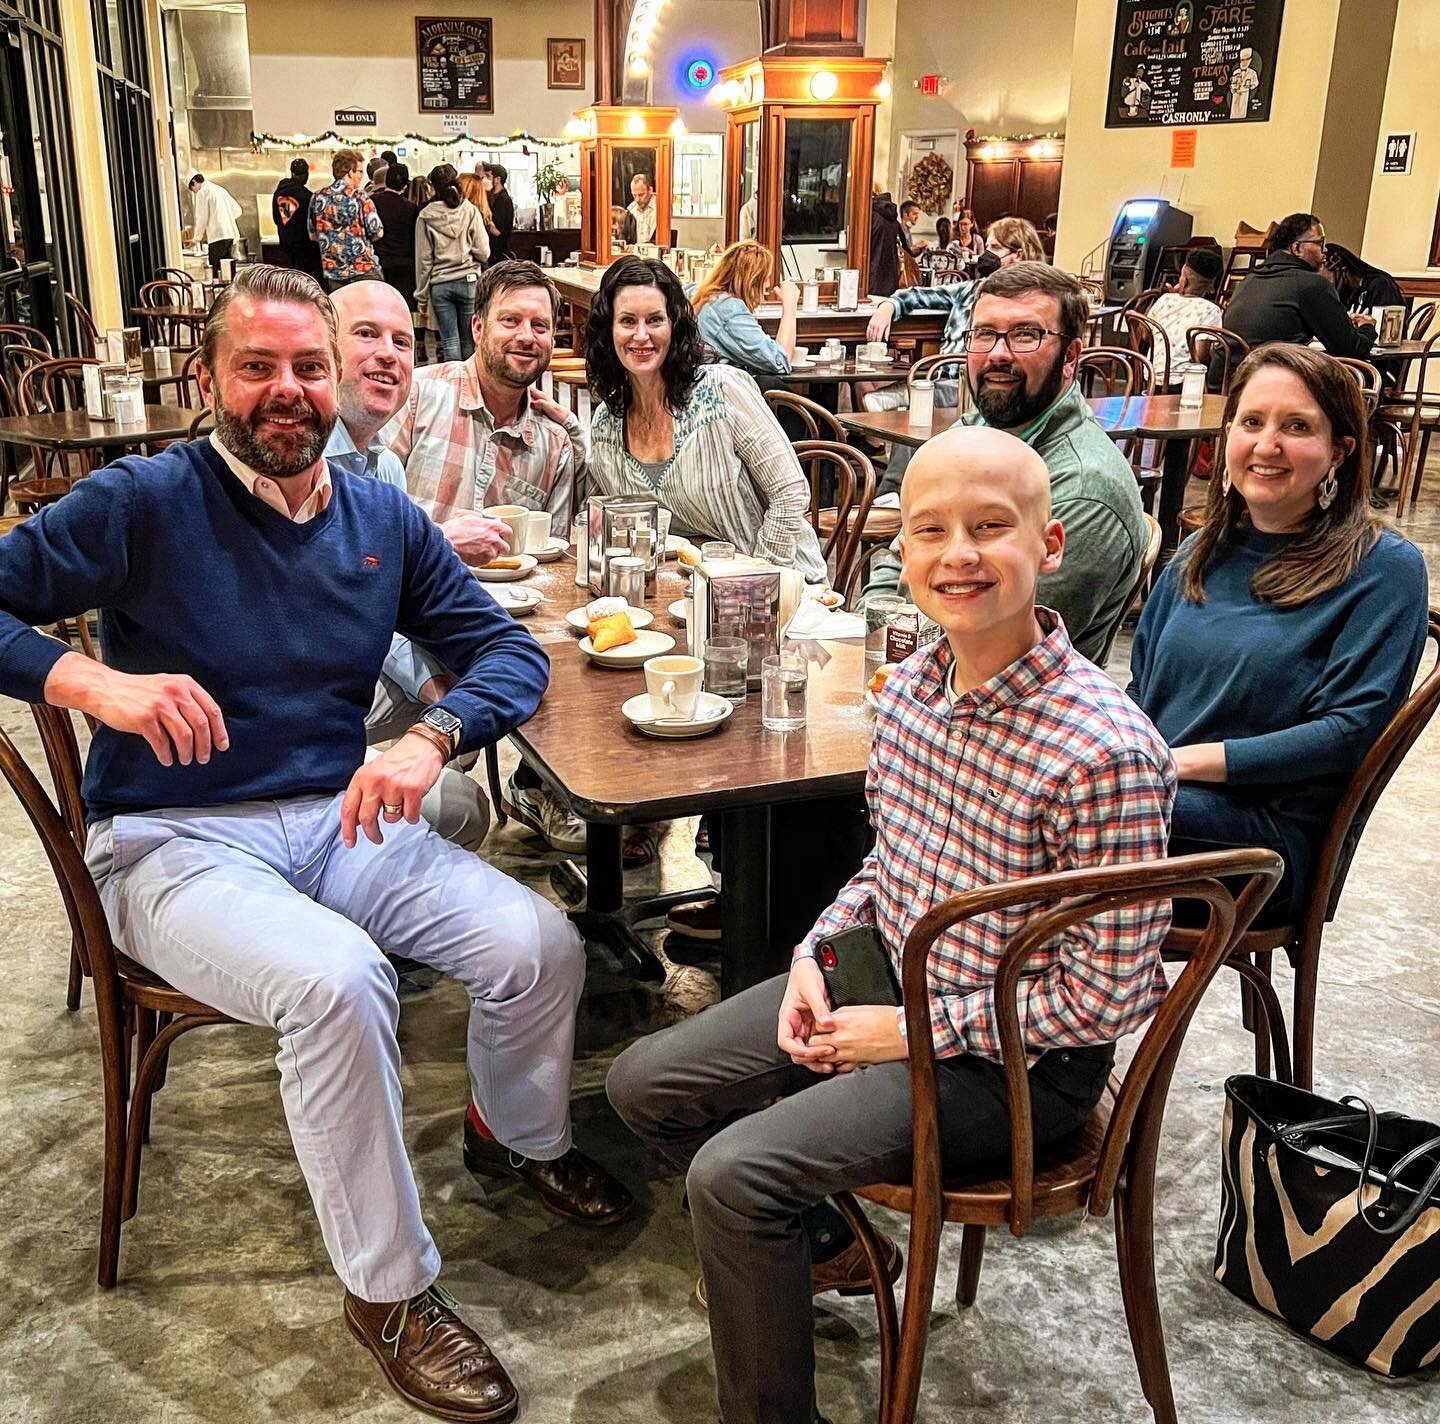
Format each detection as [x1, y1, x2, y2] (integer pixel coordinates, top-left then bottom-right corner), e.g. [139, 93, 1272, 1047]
[586, 494, 662, 594]
[688, 557, 804, 683]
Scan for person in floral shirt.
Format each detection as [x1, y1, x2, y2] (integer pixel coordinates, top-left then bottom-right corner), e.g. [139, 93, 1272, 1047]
[308, 148, 383, 292]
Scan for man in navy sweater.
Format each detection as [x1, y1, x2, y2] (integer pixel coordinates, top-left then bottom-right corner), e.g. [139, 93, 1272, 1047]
[0, 265, 631, 1422]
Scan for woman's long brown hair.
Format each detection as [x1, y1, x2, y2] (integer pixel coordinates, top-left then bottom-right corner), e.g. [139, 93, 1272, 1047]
[1179, 343, 1386, 608]
[691, 240, 774, 315]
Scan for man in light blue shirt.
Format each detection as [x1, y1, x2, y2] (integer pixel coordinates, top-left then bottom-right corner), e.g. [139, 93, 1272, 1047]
[329, 280, 489, 851]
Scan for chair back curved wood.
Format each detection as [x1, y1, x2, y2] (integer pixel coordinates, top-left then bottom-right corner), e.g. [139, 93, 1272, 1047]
[153, 266, 194, 287]
[1333, 356, 1383, 414]
[137, 280, 197, 347]
[1119, 286, 1166, 318]
[1096, 512, 1162, 667]
[3, 342, 52, 396]
[1075, 345, 1155, 399]
[921, 263, 968, 285]
[1117, 310, 1173, 387]
[1164, 609, 1440, 1090]
[0, 322, 54, 359]
[841, 848, 1284, 1424]
[763, 388, 846, 443]
[187, 406, 216, 440]
[17, 357, 102, 488]
[1187, 325, 1249, 392]
[793, 439, 876, 596]
[907, 352, 965, 390]
[66, 292, 102, 350]
[0, 714, 235, 1288]
[1404, 301, 1434, 342]
[176, 348, 205, 409]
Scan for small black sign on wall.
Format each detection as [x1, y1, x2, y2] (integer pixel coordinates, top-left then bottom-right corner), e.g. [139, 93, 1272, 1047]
[335, 110, 378, 127]
[1382, 133, 1414, 175]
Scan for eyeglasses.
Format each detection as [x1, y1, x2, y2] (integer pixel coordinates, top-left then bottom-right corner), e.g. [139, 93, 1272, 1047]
[1295, 237, 1327, 253]
[961, 324, 1066, 354]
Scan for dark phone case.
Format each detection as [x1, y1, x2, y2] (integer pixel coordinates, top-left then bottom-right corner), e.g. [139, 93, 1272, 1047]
[815, 925, 902, 1008]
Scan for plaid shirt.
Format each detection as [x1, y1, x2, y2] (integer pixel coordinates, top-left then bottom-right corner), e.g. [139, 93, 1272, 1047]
[801, 612, 1176, 1061]
[307, 181, 383, 282]
[384, 359, 585, 533]
[890, 276, 982, 354]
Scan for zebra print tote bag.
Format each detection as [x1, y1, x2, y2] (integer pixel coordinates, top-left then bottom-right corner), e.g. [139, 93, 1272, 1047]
[1215, 1074, 1440, 1377]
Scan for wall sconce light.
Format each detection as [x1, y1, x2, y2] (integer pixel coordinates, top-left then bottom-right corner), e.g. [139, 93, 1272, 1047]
[669, 116, 687, 137]
[809, 70, 839, 101]
[625, 111, 646, 136]
[876, 79, 893, 100]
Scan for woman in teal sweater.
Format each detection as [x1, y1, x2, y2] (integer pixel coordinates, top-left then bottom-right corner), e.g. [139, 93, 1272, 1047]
[1129, 344, 1429, 922]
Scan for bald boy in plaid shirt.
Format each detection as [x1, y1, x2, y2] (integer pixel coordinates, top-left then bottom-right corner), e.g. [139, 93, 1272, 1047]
[608, 425, 1177, 1424]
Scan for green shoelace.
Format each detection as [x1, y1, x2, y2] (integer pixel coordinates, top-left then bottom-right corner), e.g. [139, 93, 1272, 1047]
[380, 1283, 461, 1359]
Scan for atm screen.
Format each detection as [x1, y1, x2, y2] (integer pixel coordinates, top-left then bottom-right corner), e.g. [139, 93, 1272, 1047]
[1120, 200, 1160, 240]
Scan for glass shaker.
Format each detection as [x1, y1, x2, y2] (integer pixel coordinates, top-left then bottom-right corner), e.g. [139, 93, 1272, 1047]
[908, 379, 935, 428]
[1179, 363, 1207, 410]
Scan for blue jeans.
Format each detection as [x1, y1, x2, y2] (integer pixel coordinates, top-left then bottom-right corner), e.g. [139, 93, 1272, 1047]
[430, 276, 476, 361]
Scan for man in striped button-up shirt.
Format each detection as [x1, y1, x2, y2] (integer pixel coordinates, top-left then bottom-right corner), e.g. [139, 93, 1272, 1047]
[609, 425, 1176, 1424]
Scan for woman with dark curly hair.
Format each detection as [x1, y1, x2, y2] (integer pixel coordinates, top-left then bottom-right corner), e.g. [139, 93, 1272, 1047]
[1129, 344, 1428, 923]
[586, 256, 826, 581]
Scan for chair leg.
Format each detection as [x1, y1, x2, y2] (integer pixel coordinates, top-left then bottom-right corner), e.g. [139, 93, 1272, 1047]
[833, 1192, 900, 1424]
[96, 999, 132, 1288]
[1114, 1178, 1178, 1424]
[66, 937, 84, 1011]
[956, 1224, 985, 1307]
[133, 1009, 157, 1146]
[485, 743, 507, 827]
[1292, 942, 1320, 1093]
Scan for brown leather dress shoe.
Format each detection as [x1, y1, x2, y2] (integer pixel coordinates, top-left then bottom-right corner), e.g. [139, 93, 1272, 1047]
[344, 1284, 518, 1423]
[694, 1229, 903, 1310]
[463, 1118, 635, 1227]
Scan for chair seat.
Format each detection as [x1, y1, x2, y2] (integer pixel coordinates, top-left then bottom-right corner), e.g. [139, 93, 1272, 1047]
[816, 506, 901, 542]
[1165, 919, 1295, 956]
[117, 951, 232, 1019]
[855, 1090, 1112, 1228]
[1378, 399, 1440, 419]
[1177, 506, 1205, 534]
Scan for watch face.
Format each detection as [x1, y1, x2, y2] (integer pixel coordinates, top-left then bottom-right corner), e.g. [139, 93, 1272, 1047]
[425, 708, 463, 736]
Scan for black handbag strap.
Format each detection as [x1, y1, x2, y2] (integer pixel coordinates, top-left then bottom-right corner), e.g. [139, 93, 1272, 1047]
[1333, 1096, 1440, 1237]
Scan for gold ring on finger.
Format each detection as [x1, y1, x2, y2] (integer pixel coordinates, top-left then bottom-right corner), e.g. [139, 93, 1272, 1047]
[382, 803, 403, 816]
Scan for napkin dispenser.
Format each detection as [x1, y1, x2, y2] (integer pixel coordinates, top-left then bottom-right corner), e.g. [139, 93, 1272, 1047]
[689, 557, 804, 682]
[586, 494, 662, 594]
[1373, 306, 1406, 345]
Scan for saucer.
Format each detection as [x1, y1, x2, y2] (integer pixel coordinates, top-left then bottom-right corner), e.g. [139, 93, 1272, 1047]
[489, 585, 542, 616]
[474, 554, 538, 582]
[622, 691, 734, 739]
[565, 604, 655, 632]
[533, 536, 568, 563]
[789, 358, 816, 372]
[578, 629, 675, 668]
[668, 598, 691, 624]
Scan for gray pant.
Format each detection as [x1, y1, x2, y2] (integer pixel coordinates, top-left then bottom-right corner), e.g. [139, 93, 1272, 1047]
[607, 975, 1114, 1424]
[367, 674, 490, 853]
[86, 793, 586, 1303]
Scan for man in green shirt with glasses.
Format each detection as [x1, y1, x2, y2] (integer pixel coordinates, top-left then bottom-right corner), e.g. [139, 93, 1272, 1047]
[860, 262, 1147, 664]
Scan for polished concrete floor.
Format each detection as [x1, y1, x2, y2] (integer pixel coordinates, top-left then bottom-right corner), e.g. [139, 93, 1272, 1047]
[1, 478, 1436, 1424]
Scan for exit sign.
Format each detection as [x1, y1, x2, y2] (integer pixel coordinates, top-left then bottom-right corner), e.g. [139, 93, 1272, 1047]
[918, 74, 945, 97]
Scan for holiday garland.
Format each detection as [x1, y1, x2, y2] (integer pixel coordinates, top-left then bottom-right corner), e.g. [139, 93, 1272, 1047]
[250, 129, 574, 152]
[907, 151, 954, 216]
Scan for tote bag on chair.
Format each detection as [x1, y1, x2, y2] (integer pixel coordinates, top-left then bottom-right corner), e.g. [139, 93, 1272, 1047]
[1215, 1073, 1440, 1377]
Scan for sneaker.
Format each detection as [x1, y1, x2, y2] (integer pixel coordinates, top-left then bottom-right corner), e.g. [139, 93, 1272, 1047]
[501, 775, 587, 855]
[665, 900, 721, 941]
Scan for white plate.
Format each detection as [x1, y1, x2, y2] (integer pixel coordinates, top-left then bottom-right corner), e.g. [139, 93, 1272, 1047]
[564, 604, 655, 632]
[789, 358, 816, 372]
[864, 688, 881, 712]
[806, 589, 845, 610]
[473, 554, 538, 582]
[622, 691, 734, 739]
[668, 598, 691, 624]
[489, 585, 542, 616]
[533, 536, 568, 563]
[578, 629, 675, 668]
[664, 534, 687, 557]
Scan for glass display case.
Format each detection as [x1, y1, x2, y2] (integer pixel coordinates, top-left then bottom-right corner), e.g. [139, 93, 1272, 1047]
[572, 106, 677, 264]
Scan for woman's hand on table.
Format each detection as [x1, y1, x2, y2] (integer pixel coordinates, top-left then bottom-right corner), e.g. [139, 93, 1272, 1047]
[1171, 742, 1228, 783]
[866, 301, 896, 343]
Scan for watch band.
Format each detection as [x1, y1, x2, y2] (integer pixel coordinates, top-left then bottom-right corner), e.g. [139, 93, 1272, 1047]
[404, 722, 454, 761]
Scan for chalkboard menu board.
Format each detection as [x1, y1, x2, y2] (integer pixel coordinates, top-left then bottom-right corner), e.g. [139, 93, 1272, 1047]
[1105, 1, 1284, 129]
[416, 16, 493, 114]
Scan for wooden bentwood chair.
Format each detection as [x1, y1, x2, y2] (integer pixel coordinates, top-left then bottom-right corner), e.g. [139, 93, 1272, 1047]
[835, 848, 1284, 1424]
[0, 708, 237, 1287]
[793, 439, 878, 600]
[1164, 610, 1440, 1091]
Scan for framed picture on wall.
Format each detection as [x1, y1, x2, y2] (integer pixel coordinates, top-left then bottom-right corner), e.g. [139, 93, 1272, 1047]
[547, 38, 585, 91]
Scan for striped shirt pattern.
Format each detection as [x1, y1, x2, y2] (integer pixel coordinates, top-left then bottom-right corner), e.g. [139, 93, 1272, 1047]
[589, 363, 828, 582]
[385, 359, 585, 534]
[801, 612, 1177, 1061]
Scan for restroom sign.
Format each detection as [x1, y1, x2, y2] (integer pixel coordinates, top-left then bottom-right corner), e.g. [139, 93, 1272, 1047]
[1382, 133, 1414, 175]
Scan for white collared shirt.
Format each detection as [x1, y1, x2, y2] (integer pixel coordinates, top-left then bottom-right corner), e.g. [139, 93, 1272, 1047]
[210, 432, 333, 523]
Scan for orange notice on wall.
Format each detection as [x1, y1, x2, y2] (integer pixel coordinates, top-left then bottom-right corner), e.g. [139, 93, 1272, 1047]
[1171, 129, 1197, 169]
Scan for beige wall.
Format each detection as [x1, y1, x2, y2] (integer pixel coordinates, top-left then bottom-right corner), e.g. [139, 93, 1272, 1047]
[1362, 0, 1440, 273]
[1055, 0, 1345, 272]
[886, 0, 1075, 192]
[246, 0, 593, 139]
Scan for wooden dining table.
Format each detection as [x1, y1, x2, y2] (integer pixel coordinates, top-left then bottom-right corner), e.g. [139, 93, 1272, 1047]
[0, 404, 197, 453]
[505, 555, 872, 993]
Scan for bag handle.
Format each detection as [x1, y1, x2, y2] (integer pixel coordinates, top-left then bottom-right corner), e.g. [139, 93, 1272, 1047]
[1332, 1096, 1440, 1237]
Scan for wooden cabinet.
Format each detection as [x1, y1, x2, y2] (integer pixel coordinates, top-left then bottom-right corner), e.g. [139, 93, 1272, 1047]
[962, 138, 1064, 234]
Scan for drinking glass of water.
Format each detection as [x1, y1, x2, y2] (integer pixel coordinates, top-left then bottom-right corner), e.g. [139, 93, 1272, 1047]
[703, 636, 749, 705]
[761, 654, 808, 732]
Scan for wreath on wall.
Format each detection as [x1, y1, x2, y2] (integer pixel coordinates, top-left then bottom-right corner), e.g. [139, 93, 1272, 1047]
[907, 152, 955, 216]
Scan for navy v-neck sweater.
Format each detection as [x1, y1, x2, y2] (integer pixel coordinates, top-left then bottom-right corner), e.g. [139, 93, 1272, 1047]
[0, 438, 549, 821]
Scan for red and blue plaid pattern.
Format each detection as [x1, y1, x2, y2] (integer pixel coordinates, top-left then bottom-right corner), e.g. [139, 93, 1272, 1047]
[801, 611, 1176, 1061]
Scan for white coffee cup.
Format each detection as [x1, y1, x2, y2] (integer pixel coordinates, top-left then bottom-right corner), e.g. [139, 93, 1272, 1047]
[519, 509, 551, 553]
[644, 654, 704, 721]
[793, 346, 810, 362]
[483, 504, 532, 555]
[862, 341, 888, 362]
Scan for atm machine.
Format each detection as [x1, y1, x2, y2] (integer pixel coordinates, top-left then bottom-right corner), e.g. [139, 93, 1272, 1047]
[1103, 198, 1193, 302]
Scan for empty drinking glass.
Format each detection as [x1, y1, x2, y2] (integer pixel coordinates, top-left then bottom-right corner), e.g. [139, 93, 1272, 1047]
[864, 594, 906, 685]
[700, 540, 736, 563]
[703, 635, 749, 704]
[761, 654, 808, 732]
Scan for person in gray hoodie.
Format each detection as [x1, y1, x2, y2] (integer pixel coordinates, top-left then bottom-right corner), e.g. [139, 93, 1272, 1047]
[416, 164, 490, 361]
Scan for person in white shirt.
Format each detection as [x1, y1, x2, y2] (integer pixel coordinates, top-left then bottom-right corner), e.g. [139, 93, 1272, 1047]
[627, 173, 658, 245]
[1143, 248, 1224, 385]
[188, 173, 243, 277]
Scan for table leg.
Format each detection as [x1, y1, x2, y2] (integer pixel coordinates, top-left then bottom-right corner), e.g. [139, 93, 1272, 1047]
[719, 804, 772, 997]
[1156, 437, 1195, 566]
